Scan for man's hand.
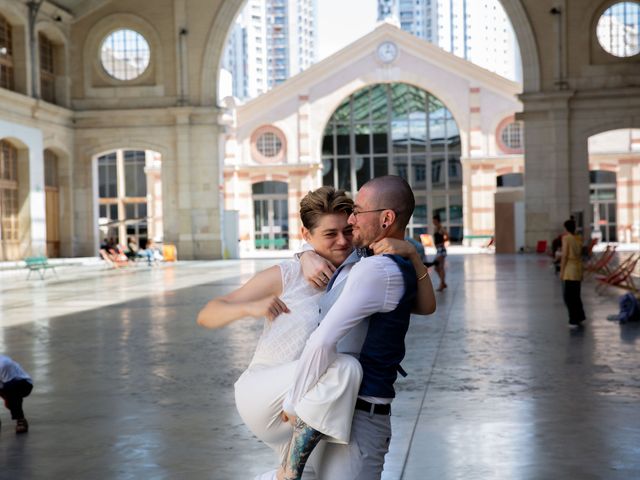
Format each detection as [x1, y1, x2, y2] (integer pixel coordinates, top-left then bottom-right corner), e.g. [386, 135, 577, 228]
[280, 411, 297, 426]
[300, 251, 336, 289]
[246, 295, 290, 321]
[370, 238, 418, 259]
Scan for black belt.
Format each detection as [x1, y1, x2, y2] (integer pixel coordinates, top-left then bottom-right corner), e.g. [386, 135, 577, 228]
[355, 398, 391, 415]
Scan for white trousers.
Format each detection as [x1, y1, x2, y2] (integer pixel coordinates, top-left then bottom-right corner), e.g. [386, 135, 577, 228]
[234, 354, 362, 462]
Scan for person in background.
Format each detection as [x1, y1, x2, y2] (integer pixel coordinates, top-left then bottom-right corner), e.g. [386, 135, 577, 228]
[432, 214, 449, 291]
[560, 219, 586, 327]
[0, 355, 33, 434]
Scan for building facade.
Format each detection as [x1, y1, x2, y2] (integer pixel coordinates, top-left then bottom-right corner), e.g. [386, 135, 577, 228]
[221, 0, 317, 100]
[382, 0, 522, 81]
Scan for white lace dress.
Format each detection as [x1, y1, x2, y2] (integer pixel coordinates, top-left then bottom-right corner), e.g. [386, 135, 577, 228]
[234, 260, 362, 459]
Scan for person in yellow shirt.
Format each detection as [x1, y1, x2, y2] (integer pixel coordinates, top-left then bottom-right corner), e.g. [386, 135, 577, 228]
[560, 219, 586, 327]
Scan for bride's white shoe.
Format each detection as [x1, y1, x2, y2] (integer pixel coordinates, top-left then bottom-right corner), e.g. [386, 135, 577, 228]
[254, 469, 278, 480]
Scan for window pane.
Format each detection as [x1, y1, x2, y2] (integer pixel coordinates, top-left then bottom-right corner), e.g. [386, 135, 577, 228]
[322, 158, 334, 187]
[373, 157, 388, 178]
[355, 156, 371, 190]
[337, 158, 351, 191]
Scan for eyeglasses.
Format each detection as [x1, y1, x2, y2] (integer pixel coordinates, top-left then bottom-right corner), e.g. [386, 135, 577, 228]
[351, 208, 393, 220]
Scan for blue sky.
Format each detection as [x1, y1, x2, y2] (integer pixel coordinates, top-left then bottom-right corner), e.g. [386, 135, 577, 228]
[317, 0, 378, 60]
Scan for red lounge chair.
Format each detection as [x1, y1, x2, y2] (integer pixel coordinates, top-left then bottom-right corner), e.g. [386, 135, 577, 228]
[595, 253, 639, 294]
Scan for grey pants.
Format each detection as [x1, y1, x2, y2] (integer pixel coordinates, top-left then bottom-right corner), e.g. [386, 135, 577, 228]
[312, 410, 392, 480]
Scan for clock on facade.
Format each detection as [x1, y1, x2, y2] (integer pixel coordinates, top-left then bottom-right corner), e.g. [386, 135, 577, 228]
[376, 41, 398, 63]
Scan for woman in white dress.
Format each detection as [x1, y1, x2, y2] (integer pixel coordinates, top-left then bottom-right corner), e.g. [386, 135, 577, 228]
[197, 186, 435, 478]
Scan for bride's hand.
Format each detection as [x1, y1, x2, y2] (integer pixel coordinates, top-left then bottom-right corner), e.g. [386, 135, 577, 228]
[300, 251, 336, 289]
[370, 238, 418, 259]
[247, 295, 290, 321]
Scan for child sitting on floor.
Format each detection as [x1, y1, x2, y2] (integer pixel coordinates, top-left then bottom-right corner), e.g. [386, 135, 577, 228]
[0, 354, 33, 433]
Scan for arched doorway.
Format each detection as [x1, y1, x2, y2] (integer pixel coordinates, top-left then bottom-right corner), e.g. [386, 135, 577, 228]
[252, 181, 289, 250]
[589, 170, 617, 243]
[321, 83, 463, 242]
[96, 149, 162, 250]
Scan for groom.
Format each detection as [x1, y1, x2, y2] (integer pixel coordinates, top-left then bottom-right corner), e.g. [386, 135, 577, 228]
[280, 175, 430, 479]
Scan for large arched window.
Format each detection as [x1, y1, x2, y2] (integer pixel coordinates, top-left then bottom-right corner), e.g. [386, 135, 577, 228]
[322, 83, 463, 242]
[0, 14, 14, 91]
[0, 140, 18, 242]
[97, 149, 162, 248]
[39, 33, 56, 103]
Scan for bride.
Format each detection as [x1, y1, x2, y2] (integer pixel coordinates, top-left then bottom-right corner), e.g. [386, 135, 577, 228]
[197, 186, 435, 478]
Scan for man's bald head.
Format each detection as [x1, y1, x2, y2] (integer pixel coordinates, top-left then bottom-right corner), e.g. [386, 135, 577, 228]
[361, 175, 415, 230]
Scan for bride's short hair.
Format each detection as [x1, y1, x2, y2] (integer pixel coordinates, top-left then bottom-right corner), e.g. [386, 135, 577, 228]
[300, 186, 353, 231]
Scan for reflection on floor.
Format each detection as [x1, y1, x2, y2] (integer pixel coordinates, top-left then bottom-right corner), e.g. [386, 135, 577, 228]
[1, 254, 639, 479]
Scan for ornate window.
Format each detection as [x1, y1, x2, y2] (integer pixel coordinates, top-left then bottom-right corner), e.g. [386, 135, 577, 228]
[257, 132, 282, 157]
[39, 33, 56, 103]
[596, 2, 640, 57]
[100, 29, 151, 81]
[251, 126, 286, 164]
[0, 140, 18, 241]
[497, 119, 524, 153]
[0, 14, 14, 91]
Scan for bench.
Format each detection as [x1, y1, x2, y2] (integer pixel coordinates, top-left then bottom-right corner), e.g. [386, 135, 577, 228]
[25, 256, 57, 280]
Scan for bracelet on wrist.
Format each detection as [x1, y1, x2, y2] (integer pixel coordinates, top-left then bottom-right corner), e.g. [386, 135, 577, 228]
[417, 270, 429, 281]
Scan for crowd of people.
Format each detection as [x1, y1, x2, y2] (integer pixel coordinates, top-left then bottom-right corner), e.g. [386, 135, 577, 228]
[99, 237, 164, 267]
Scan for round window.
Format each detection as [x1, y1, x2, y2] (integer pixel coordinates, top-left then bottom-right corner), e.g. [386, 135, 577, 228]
[100, 29, 151, 81]
[256, 132, 283, 157]
[500, 121, 523, 150]
[596, 2, 640, 57]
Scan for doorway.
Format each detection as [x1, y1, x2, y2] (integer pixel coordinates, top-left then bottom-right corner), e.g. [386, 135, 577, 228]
[252, 181, 289, 250]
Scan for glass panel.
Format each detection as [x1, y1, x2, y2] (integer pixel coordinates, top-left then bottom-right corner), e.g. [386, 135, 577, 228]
[337, 158, 351, 191]
[322, 131, 333, 155]
[392, 155, 408, 181]
[336, 124, 350, 155]
[497, 173, 523, 188]
[413, 195, 428, 224]
[322, 158, 334, 186]
[373, 157, 388, 178]
[124, 151, 146, 197]
[355, 156, 371, 190]
[391, 118, 409, 154]
[449, 194, 463, 221]
[609, 226, 617, 242]
[431, 157, 446, 190]
[589, 170, 617, 184]
[409, 113, 427, 152]
[449, 157, 462, 187]
[412, 155, 427, 191]
[372, 123, 388, 153]
[432, 195, 447, 222]
[252, 181, 288, 195]
[608, 203, 617, 223]
[98, 153, 117, 198]
[449, 226, 463, 243]
[354, 123, 370, 154]
[351, 87, 370, 122]
[369, 85, 389, 122]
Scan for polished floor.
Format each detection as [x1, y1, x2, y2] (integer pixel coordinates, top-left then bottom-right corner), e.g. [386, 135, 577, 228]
[0, 254, 639, 479]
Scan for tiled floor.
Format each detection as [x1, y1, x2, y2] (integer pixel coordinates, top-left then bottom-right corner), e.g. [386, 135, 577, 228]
[1, 254, 639, 479]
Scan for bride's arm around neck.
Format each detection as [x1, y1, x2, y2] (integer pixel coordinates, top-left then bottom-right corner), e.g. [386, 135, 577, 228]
[197, 265, 288, 329]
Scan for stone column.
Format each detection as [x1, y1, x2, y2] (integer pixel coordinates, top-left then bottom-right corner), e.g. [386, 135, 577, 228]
[519, 91, 575, 247]
[171, 107, 223, 259]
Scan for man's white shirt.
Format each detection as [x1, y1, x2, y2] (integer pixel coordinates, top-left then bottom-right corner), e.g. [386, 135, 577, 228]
[282, 255, 406, 414]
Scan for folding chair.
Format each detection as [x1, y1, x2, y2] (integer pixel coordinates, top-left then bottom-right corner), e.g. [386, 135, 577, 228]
[595, 253, 639, 294]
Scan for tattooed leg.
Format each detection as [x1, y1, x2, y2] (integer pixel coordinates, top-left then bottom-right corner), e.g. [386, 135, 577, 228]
[278, 418, 324, 480]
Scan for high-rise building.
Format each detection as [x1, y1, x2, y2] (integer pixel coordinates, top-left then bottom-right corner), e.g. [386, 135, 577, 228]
[221, 0, 317, 100]
[382, 0, 522, 81]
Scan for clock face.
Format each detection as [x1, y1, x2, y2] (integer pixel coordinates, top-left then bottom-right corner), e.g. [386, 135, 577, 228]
[377, 41, 398, 63]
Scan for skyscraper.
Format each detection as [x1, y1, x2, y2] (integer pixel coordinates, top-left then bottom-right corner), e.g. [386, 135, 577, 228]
[381, 0, 522, 81]
[221, 0, 317, 100]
